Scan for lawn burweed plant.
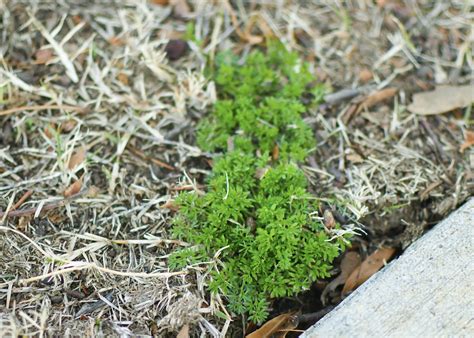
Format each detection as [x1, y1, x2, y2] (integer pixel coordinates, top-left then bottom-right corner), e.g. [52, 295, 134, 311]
[170, 42, 349, 323]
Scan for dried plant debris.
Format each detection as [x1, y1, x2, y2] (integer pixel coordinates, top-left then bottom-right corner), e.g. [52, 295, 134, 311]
[407, 85, 473, 115]
[0, 0, 472, 336]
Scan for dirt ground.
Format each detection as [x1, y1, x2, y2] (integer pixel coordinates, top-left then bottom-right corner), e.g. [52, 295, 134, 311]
[0, 0, 472, 337]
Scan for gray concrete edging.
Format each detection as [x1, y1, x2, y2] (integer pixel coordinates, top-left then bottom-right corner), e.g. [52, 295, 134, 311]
[303, 198, 474, 337]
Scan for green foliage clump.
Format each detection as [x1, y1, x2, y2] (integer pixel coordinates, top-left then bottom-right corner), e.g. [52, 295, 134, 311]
[170, 42, 347, 323]
[197, 42, 325, 161]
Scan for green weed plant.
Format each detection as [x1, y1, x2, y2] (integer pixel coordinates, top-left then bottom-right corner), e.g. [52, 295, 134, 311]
[170, 42, 348, 323]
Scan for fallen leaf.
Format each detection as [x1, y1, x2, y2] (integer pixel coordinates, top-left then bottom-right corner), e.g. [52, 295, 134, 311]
[346, 153, 364, 163]
[272, 144, 279, 161]
[71, 15, 83, 25]
[165, 39, 188, 61]
[44, 123, 57, 139]
[225, 2, 263, 45]
[34, 49, 54, 64]
[176, 324, 189, 338]
[64, 174, 84, 197]
[108, 36, 126, 46]
[161, 199, 179, 211]
[255, 167, 270, 180]
[150, 0, 169, 4]
[117, 72, 129, 85]
[17, 215, 32, 231]
[170, 0, 190, 18]
[342, 247, 396, 295]
[359, 68, 373, 83]
[323, 210, 336, 229]
[246, 312, 298, 338]
[459, 130, 474, 153]
[68, 146, 87, 170]
[59, 119, 77, 133]
[408, 85, 473, 115]
[356, 88, 398, 114]
[321, 251, 361, 304]
[149, 321, 159, 337]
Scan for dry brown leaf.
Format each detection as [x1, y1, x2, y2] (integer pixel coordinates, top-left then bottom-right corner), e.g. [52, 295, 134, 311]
[408, 85, 473, 115]
[225, 1, 263, 45]
[356, 88, 398, 114]
[359, 68, 373, 83]
[323, 210, 336, 229]
[44, 123, 57, 139]
[68, 146, 87, 170]
[176, 324, 189, 338]
[108, 36, 126, 46]
[59, 119, 77, 133]
[117, 73, 129, 85]
[255, 167, 270, 180]
[346, 153, 364, 163]
[150, 0, 169, 5]
[459, 130, 474, 153]
[342, 247, 396, 294]
[64, 174, 84, 198]
[272, 144, 279, 161]
[34, 49, 54, 64]
[246, 312, 298, 338]
[170, 0, 190, 17]
[321, 251, 361, 303]
[160, 199, 179, 211]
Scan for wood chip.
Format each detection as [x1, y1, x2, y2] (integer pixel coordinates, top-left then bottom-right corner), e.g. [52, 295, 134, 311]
[407, 85, 473, 115]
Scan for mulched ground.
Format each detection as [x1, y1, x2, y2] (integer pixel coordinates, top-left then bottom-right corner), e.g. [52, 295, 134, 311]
[0, 1, 472, 336]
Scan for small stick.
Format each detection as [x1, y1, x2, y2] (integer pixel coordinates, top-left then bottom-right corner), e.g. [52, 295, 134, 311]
[298, 306, 335, 324]
[0, 190, 87, 219]
[170, 184, 205, 191]
[324, 88, 361, 105]
[127, 144, 176, 171]
[0, 104, 88, 117]
[11, 190, 33, 211]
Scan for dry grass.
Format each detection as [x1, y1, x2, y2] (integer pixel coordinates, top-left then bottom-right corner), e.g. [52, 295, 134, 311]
[0, 0, 472, 336]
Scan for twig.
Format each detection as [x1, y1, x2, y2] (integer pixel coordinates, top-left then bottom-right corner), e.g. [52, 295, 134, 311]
[298, 306, 335, 324]
[0, 190, 87, 219]
[127, 144, 176, 171]
[11, 190, 33, 211]
[0, 104, 88, 117]
[324, 88, 361, 105]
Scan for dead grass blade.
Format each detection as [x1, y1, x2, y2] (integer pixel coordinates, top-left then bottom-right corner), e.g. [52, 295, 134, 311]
[0, 104, 88, 117]
[29, 13, 79, 83]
